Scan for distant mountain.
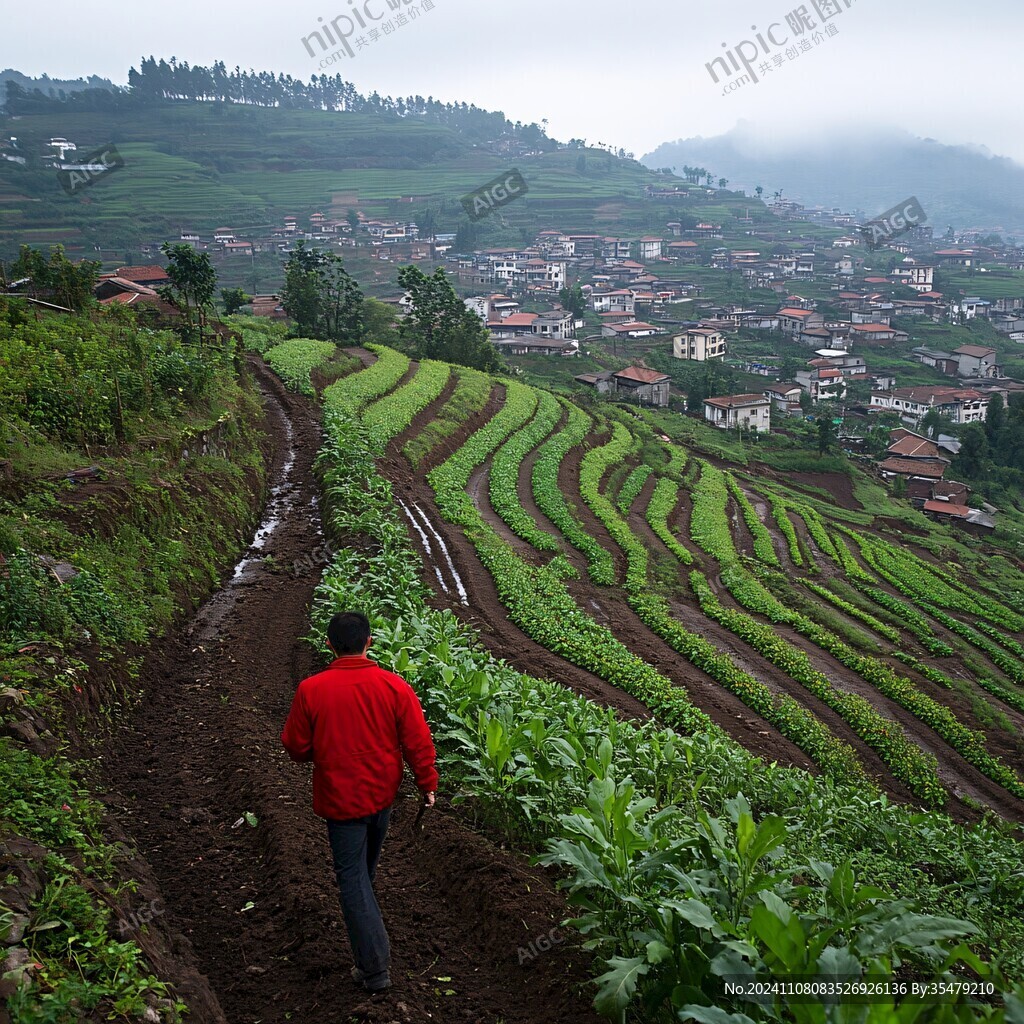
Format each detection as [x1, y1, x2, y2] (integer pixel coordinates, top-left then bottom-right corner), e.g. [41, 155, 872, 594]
[0, 69, 117, 106]
[643, 123, 1024, 237]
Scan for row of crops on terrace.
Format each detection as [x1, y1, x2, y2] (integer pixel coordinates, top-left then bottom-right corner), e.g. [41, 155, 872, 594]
[341, 350, 1024, 813]
[298, 353, 1024, 1022]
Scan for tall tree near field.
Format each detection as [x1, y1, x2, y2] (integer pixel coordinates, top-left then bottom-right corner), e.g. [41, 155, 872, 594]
[986, 393, 1006, 441]
[159, 242, 217, 343]
[953, 423, 989, 478]
[221, 287, 252, 315]
[281, 241, 363, 342]
[558, 282, 587, 319]
[817, 415, 837, 456]
[8, 244, 99, 311]
[397, 265, 502, 373]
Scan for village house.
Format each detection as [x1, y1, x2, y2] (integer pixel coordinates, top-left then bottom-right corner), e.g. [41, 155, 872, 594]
[686, 223, 723, 239]
[763, 382, 803, 416]
[486, 312, 538, 338]
[949, 296, 990, 321]
[601, 238, 632, 260]
[637, 237, 664, 261]
[796, 365, 847, 403]
[574, 371, 615, 395]
[532, 310, 576, 341]
[103, 265, 172, 288]
[592, 289, 636, 315]
[778, 307, 825, 335]
[601, 321, 660, 340]
[870, 386, 989, 426]
[891, 262, 935, 292]
[878, 456, 949, 494]
[849, 322, 905, 344]
[666, 240, 699, 262]
[672, 325, 727, 362]
[612, 367, 672, 407]
[911, 347, 958, 375]
[952, 345, 1000, 379]
[703, 394, 772, 432]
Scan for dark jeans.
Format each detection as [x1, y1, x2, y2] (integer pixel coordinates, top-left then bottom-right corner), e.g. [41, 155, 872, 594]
[326, 806, 392, 984]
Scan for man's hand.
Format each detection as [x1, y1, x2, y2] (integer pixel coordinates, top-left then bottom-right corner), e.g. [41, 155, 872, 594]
[423, 791, 436, 808]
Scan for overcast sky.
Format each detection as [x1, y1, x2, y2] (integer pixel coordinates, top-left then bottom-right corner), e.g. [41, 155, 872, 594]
[6, 0, 1023, 164]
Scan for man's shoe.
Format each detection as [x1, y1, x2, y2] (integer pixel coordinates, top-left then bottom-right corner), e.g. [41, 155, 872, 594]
[350, 966, 365, 984]
[362, 974, 391, 993]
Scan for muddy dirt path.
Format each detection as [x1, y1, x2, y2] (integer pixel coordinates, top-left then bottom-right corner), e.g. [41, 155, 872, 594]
[101, 360, 604, 1024]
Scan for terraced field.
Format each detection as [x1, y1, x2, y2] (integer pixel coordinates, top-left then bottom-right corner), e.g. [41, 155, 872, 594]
[342, 346, 1024, 822]
[288, 343, 1024, 1022]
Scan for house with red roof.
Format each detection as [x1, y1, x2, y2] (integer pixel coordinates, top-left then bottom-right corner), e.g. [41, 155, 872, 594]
[612, 366, 671, 407]
[105, 265, 171, 287]
[778, 307, 825, 334]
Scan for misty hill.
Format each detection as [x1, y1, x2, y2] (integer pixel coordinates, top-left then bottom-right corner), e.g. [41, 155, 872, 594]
[0, 63, 695, 259]
[0, 69, 117, 104]
[644, 124, 1024, 237]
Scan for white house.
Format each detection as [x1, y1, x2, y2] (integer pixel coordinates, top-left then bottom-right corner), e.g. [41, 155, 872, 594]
[672, 326, 727, 362]
[704, 394, 772, 432]
[870, 386, 989, 426]
[637, 237, 664, 261]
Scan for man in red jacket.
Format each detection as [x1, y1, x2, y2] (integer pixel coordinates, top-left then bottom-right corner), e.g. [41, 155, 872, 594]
[281, 611, 438, 994]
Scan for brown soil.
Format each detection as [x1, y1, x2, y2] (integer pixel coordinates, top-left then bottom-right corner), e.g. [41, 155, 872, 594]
[380, 405, 819, 771]
[100, 361, 605, 1024]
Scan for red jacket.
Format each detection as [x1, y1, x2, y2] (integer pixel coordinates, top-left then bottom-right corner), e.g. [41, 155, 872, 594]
[281, 655, 438, 821]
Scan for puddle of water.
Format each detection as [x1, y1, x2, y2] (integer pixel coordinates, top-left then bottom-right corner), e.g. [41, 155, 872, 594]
[230, 416, 297, 583]
[398, 499, 449, 594]
[411, 502, 469, 605]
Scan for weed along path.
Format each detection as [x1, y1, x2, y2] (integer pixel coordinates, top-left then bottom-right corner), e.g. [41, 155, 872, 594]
[101, 360, 604, 1024]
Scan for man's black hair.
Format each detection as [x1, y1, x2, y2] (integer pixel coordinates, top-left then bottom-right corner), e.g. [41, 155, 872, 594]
[328, 611, 371, 655]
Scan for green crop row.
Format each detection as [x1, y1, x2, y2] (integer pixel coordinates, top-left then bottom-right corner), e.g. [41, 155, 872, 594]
[923, 606, 1024, 685]
[801, 580, 902, 643]
[690, 573, 942, 804]
[725, 474, 780, 567]
[645, 477, 695, 566]
[580, 426, 865, 782]
[854, 585, 956, 657]
[764, 490, 805, 568]
[323, 344, 410, 415]
[794, 503, 842, 562]
[689, 460, 739, 564]
[722, 566, 1024, 800]
[402, 366, 492, 469]
[264, 338, 337, 396]
[846, 529, 1024, 633]
[489, 392, 563, 552]
[903, 659, 1024, 717]
[974, 621, 1024, 661]
[361, 359, 451, 448]
[616, 465, 653, 514]
[428, 381, 538, 525]
[422, 389, 721, 738]
[531, 402, 617, 586]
